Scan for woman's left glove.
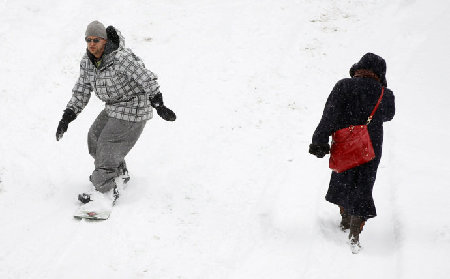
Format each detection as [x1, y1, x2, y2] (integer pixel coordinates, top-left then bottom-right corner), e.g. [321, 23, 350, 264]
[150, 93, 176, 121]
[309, 143, 330, 158]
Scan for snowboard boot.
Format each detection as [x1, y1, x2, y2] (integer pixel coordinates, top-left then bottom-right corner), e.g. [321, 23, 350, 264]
[348, 216, 365, 254]
[339, 206, 350, 231]
[112, 186, 120, 205]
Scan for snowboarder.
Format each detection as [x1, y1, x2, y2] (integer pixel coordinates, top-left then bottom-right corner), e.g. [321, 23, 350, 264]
[56, 20, 176, 204]
[309, 53, 395, 253]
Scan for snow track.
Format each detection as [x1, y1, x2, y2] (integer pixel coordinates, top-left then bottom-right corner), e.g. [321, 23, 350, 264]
[0, 0, 449, 278]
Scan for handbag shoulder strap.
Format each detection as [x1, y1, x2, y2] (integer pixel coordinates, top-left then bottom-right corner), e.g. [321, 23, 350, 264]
[367, 87, 385, 124]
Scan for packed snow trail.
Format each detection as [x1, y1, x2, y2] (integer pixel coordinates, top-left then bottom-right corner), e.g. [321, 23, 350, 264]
[0, 0, 449, 278]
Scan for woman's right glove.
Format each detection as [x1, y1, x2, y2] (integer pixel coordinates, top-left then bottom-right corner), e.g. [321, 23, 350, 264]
[309, 143, 330, 158]
[150, 93, 176, 121]
[56, 108, 77, 141]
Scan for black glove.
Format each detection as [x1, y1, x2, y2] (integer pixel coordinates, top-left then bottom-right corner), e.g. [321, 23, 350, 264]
[56, 108, 77, 141]
[309, 143, 330, 158]
[150, 93, 176, 121]
[106, 26, 120, 46]
[156, 106, 176, 121]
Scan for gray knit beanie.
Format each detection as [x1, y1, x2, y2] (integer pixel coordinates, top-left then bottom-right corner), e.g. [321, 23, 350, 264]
[85, 20, 107, 39]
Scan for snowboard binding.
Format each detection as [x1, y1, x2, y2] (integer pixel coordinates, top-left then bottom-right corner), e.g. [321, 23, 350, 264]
[78, 193, 91, 204]
[77, 187, 119, 204]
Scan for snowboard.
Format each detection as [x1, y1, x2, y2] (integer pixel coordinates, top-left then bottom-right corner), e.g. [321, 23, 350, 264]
[73, 173, 129, 220]
[74, 209, 111, 220]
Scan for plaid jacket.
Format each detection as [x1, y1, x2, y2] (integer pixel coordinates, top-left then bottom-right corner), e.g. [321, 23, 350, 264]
[67, 30, 160, 122]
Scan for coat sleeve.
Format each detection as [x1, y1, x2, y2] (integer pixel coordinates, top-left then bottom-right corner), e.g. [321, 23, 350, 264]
[118, 51, 161, 98]
[312, 81, 345, 144]
[66, 59, 92, 115]
[381, 88, 395, 122]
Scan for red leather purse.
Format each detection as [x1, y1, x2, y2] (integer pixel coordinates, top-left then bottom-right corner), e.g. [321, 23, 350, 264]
[329, 87, 384, 173]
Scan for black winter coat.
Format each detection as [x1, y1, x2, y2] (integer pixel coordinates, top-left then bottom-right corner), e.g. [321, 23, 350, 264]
[312, 74, 395, 219]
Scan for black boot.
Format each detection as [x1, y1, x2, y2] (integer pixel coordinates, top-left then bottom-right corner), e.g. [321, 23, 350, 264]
[339, 206, 350, 231]
[349, 216, 365, 254]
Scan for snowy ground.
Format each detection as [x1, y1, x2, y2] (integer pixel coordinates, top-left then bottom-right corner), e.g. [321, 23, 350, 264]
[1, 0, 449, 278]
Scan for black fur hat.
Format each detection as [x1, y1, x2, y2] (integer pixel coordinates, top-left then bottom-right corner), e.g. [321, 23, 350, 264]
[350, 53, 387, 87]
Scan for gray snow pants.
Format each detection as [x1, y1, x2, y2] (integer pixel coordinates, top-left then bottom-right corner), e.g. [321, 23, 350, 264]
[88, 110, 147, 193]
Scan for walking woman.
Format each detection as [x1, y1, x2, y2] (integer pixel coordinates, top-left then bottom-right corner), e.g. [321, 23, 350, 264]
[309, 53, 395, 253]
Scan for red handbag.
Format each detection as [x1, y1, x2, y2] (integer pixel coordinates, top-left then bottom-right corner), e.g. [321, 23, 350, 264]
[329, 87, 384, 173]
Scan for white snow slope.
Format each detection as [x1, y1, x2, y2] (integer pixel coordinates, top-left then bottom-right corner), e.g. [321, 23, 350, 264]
[1, 0, 449, 278]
